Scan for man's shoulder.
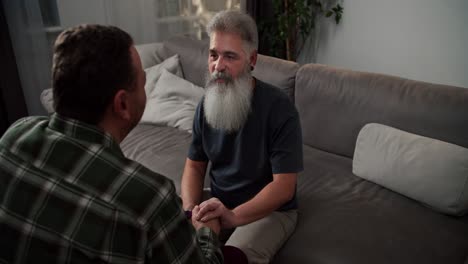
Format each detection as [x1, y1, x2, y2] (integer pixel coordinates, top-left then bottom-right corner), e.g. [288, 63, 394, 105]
[255, 79, 294, 105]
[255, 79, 298, 116]
[1, 116, 48, 139]
[1, 118, 178, 228]
[81, 155, 178, 226]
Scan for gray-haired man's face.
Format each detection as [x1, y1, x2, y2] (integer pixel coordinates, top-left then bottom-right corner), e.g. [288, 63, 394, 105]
[208, 31, 253, 80]
[204, 31, 255, 132]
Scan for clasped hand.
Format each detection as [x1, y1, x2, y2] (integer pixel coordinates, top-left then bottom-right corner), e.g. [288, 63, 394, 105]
[193, 198, 237, 229]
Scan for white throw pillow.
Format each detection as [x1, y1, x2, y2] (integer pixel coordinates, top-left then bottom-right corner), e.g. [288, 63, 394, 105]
[144, 54, 183, 96]
[140, 69, 204, 132]
[353, 123, 468, 216]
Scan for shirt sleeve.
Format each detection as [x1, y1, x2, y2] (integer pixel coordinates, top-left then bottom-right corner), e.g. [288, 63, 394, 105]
[147, 182, 223, 264]
[188, 100, 209, 162]
[270, 101, 304, 174]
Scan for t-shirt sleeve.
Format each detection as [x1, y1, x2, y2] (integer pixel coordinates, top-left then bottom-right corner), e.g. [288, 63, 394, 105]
[188, 100, 209, 161]
[270, 102, 304, 174]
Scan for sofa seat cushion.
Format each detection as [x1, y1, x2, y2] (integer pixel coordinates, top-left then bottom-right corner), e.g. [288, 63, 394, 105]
[120, 124, 190, 193]
[121, 124, 209, 194]
[273, 145, 468, 264]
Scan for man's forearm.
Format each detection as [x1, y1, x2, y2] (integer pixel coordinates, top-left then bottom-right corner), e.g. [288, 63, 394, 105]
[232, 173, 296, 226]
[181, 158, 207, 210]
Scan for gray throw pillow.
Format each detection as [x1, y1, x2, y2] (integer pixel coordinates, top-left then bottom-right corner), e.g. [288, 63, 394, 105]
[353, 123, 468, 216]
[144, 54, 183, 96]
[140, 69, 204, 132]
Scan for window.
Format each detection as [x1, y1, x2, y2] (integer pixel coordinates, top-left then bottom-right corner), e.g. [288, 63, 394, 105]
[3, 0, 243, 115]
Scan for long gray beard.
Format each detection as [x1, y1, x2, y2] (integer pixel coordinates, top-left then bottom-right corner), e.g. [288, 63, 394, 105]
[203, 69, 253, 133]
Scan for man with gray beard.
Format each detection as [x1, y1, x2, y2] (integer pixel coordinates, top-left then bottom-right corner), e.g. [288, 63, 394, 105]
[181, 10, 303, 264]
[204, 65, 253, 132]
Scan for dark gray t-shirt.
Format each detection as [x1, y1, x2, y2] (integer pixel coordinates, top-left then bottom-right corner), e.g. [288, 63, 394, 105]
[188, 80, 303, 211]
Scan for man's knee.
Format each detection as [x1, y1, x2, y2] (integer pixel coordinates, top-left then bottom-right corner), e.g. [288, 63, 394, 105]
[225, 210, 298, 263]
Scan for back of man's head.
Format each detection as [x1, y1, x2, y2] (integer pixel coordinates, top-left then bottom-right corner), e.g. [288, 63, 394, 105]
[207, 10, 258, 54]
[52, 24, 134, 125]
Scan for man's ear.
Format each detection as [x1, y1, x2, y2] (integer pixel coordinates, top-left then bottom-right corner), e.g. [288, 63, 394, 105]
[112, 89, 131, 121]
[250, 50, 258, 68]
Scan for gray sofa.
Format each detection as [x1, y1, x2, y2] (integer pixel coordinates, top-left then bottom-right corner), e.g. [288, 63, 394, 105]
[120, 35, 468, 263]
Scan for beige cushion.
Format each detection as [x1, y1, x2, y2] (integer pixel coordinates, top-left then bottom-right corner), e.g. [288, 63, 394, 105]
[140, 69, 204, 132]
[353, 123, 468, 216]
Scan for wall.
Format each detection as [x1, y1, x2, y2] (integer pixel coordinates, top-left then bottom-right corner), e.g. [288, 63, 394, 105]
[301, 0, 468, 88]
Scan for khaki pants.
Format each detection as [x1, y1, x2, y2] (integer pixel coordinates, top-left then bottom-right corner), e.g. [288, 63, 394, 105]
[225, 210, 297, 264]
[203, 189, 298, 264]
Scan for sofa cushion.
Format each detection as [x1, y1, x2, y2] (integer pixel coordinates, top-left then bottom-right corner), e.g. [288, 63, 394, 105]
[353, 123, 468, 216]
[120, 124, 210, 194]
[163, 35, 210, 88]
[144, 54, 183, 95]
[272, 145, 468, 264]
[295, 64, 468, 158]
[253, 55, 299, 101]
[140, 69, 204, 132]
[135, 42, 167, 69]
[121, 125, 191, 194]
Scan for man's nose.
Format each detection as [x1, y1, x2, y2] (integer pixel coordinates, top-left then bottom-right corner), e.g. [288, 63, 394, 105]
[214, 57, 226, 72]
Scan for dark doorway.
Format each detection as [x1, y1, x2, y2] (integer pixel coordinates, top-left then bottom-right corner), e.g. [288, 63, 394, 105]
[0, 1, 28, 136]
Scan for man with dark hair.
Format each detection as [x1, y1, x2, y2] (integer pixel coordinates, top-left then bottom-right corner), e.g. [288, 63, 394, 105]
[0, 24, 223, 263]
[181, 10, 303, 264]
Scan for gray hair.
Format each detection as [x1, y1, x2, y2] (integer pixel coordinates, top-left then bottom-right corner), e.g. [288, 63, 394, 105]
[207, 10, 258, 54]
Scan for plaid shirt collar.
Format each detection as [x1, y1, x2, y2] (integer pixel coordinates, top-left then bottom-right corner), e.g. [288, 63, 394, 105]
[49, 113, 122, 155]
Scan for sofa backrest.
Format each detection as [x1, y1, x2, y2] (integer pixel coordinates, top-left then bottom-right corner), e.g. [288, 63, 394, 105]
[135, 42, 166, 69]
[152, 35, 299, 101]
[296, 63, 468, 158]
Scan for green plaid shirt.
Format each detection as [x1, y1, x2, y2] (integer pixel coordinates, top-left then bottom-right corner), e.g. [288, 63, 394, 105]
[0, 114, 222, 264]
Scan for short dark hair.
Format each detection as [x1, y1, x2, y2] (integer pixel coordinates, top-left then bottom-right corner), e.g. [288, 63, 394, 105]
[52, 24, 135, 124]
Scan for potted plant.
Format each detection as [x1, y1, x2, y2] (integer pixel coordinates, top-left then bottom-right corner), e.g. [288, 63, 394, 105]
[259, 0, 343, 61]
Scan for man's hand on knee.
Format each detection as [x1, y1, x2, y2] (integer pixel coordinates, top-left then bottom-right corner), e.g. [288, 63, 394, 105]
[195, 198, 237, 229]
